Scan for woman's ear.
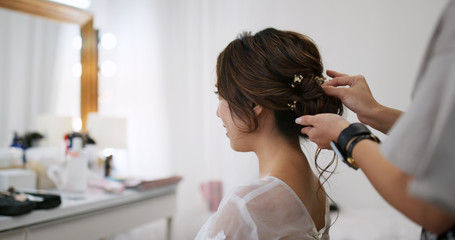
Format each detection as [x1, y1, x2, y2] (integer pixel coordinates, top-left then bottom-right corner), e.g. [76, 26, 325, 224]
[253, 104, 263, 116]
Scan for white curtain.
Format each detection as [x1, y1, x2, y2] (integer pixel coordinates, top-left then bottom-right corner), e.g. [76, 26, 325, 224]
[88, 0, 447, 239]
[0, 8, 80, 147]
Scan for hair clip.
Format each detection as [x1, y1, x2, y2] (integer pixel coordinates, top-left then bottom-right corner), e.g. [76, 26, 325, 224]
[314, 76, 326, 85]
[291, 75, 303, 88]
[287, 100, 297, 111]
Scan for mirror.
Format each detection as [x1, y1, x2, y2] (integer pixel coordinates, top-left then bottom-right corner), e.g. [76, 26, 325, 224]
[0, 0, 98, 146]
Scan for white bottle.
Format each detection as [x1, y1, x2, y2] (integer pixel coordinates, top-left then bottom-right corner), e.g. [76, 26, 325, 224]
[62, 137, 88, 199]
[9, 133, 24, 167]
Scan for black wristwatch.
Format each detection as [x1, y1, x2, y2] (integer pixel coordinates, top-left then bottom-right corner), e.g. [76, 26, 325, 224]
[330, 123, 380, 170]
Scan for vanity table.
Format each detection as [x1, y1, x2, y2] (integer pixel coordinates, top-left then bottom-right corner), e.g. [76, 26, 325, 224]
[0, 183, 179, 240]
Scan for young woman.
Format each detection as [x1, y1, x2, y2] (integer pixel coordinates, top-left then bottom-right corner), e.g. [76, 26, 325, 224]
[196, 28, 343, 239]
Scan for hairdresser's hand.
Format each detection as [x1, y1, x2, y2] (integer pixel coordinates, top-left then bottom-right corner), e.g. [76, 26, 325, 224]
[323, 70, 402, 134]
[323, 70, 380, 124]
[296, 114, 349, 149]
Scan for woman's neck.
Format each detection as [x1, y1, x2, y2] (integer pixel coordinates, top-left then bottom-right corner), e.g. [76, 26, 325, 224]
[254, 132, 311, 179]
[251, 109, 313, 179]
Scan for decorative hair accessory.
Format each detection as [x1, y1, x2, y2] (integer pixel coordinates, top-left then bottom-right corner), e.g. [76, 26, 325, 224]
[288, 100, 297, 111]
[287, 74, 325, 111]
[314, 75, 326, 85]
[291, 74, 326, 88]
[291, 75, 303, 88]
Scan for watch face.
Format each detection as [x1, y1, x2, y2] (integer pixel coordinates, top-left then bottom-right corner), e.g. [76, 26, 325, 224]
[330, 141, 345, 162]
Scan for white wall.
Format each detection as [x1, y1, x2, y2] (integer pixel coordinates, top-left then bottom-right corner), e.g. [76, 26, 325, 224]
[88, 0, 449, 239]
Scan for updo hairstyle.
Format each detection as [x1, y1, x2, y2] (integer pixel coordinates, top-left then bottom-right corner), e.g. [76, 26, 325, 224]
[216, 28, 343, 143]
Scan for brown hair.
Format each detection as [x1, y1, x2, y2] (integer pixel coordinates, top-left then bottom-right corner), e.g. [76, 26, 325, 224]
[216, 28, 343, 144]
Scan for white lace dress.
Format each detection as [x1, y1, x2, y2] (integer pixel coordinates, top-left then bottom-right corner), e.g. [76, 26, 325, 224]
[195, 176, 331, 240]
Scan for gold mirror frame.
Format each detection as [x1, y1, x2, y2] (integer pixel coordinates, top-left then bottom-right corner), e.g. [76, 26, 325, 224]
[0, 0, 98, 132]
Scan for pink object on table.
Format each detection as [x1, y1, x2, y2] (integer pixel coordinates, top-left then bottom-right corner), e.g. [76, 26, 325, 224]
[200, 181, 223, 212]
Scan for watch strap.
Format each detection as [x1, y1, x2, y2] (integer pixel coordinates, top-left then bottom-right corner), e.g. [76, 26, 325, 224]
[338, 123, 371, 152]
[334, 123, 381, 170]
[346, 135, 373, 170]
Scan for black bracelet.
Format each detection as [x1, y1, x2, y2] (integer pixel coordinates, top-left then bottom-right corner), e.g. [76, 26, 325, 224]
[345, 134, 380, 170]
[338, 123, 371, 153]
[331, 123, 381, 170]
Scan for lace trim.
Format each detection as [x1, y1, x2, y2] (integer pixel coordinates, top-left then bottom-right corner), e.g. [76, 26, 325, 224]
[209, 230, 226, 240]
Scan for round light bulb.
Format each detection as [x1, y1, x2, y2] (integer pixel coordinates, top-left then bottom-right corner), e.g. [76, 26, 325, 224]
[72, 118, 82, 132]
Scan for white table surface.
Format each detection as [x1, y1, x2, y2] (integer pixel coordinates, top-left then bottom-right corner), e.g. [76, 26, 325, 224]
[0, 184, 178, 240]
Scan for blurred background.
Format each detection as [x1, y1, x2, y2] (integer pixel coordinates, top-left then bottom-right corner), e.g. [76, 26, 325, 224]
[0, 0, 449, 239]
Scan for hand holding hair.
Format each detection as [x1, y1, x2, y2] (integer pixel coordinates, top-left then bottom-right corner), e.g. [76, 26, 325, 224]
[323, 70, 379, 121]
[323, 70, 402, 134]
[296, 113, 349, 149]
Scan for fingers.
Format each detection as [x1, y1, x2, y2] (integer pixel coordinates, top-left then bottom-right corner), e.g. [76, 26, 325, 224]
[295, 115, 315, 126]
[296, 116, 313, 141]
[322, 84, 348, 98]
[300, 126, 311, 136]
[326, 69, 348, 78]
[299, 125, 329, 149]
[324, 70, 356, 88]
[322, 77, 353, 88]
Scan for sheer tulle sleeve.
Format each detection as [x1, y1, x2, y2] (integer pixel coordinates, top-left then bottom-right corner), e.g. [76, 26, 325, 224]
[195, 194, 257, 239]
[195, 177, 331, 240]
